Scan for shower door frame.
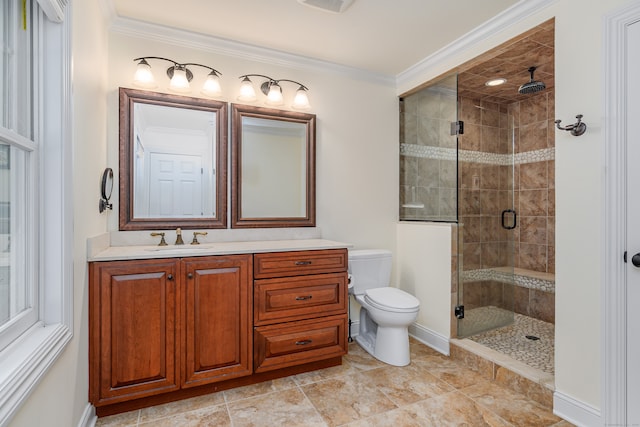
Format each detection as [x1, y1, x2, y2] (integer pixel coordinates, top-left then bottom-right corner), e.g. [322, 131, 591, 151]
[455, 105, 516, 339]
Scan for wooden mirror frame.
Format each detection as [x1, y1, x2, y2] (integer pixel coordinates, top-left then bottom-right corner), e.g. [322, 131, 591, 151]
[119, 87, 228, 230]
[231, 104, 316, 228]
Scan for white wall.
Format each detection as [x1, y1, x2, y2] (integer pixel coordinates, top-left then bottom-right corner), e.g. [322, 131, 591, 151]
[397, 222, 452, 339]
[8, 1, 110, 426]
[395, 0, 634, 416]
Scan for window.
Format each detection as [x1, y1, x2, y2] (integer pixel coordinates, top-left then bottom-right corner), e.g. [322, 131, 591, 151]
[0, 0, 72, 424]
[0, 0, 38, 352]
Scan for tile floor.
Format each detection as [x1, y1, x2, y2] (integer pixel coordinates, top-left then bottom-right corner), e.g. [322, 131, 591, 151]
[95, 340, 572, 427]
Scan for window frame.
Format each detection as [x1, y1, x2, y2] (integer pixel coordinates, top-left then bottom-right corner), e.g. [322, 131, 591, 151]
[0, 1, 72, 424]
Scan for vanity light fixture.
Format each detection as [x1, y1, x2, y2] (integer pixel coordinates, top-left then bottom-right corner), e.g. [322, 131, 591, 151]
[132, 57, 223, 97]
[485, 77, 507, 87]
[237, 74, 311, 110]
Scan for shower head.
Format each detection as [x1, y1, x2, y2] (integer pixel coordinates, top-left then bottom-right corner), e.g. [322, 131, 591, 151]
[518, 67, 546, 94]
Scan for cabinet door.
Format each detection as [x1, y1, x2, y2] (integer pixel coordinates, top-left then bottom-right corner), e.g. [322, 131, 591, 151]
[182, 255, 252, 388]
[89, 259, 180, 405]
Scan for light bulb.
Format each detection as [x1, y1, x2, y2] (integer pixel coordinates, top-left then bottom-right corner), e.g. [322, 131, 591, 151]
[201, 72, 221, 97]
[169, 67, 191, 93]
[238, 77, 257, 102]
[265, 83, 284, 106]
[292, 87, 311, 110]
[133, 59, 157, 89]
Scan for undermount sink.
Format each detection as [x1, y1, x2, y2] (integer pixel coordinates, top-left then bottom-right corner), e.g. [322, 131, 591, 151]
[145, 245, 213, 252]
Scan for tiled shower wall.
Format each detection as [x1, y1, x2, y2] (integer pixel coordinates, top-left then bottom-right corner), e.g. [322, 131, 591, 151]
[510, 91, 555, 274]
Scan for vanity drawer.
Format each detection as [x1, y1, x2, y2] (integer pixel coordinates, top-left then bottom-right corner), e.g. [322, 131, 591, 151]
[253, 249, 347, 279]
[254, 273, 347, 326]
[254, 315, 347, 373]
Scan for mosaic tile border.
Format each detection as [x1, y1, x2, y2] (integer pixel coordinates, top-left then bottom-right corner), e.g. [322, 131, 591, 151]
[461, 268, 555, 293]
[400, 143, 554, 165]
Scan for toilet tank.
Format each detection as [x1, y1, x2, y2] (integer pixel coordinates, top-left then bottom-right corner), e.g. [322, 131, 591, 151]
[347, 249, 392, 295]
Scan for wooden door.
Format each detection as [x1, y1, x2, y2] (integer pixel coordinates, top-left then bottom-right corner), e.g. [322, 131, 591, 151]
[89, 259, 180, 405]
[181, 255, 252, 388]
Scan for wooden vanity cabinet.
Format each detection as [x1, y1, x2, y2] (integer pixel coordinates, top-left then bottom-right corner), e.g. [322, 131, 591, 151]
[89, 247, 348, 416]
[89, 259, 181, 406]
[89, 254, 252, 408]
[253, 249, 349, 373]
[181, 255, 252, 388]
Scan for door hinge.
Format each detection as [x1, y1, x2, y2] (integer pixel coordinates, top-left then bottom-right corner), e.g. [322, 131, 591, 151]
[624, 251, 628, 263]
[451, 120, 464, 135]
[455, 305, 465, 319]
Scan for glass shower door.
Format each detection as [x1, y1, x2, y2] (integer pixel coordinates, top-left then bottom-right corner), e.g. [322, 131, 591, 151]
[456, 105, 515, 338]
[399, 74, 458, 222]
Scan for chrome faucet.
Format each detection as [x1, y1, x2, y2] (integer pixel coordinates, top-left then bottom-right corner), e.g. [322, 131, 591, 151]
[175, 227, 184, 245]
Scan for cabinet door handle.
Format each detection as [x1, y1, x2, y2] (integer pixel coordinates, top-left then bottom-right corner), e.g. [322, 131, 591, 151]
[167, 274, 174, 280]
[295, 261, 312, 265]
[295, 339, 313, 346]
[295, 295, 313, 301]
[187, 273, 193, 279]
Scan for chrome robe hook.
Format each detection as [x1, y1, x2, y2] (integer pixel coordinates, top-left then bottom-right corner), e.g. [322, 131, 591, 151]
[555, 114, 587, 136]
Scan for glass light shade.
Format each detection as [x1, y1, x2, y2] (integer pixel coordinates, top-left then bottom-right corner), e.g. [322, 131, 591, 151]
[292, 87, 311, 110]
[265, 83, 284, 106]
[169, 67, 191, 93]
[485, 78, 507, 87]
[238, 77, 257, 102]
[201, 72, 222, 97]
[133, 60, 157, 89]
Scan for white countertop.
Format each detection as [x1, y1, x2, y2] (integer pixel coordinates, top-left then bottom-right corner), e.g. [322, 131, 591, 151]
[88, 238, 352, 262]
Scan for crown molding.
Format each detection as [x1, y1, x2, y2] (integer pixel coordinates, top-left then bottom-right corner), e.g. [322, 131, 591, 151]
[110, 16, 395, 87]
[395, 0, 556, 91]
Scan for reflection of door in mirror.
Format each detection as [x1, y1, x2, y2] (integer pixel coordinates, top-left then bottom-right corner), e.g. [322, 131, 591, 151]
[132, 103, 215, 218]
[241, 117, 306, 218]
[118, 88, 228, 231]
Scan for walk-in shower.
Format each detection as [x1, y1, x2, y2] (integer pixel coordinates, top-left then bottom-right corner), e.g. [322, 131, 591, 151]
[399, 20, 555, 375]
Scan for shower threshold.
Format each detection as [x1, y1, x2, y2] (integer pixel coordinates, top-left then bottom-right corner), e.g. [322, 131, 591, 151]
[450, 309, 555, 408]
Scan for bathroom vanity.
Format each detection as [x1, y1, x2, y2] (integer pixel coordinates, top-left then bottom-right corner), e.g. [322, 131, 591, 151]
[88, 239, 349, 416]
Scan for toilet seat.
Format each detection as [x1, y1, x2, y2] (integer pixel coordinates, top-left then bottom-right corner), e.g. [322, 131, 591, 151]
[364, 287, 420, 313]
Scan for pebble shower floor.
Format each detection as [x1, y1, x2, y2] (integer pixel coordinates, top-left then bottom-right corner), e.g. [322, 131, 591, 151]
[466, 306, 555, 375]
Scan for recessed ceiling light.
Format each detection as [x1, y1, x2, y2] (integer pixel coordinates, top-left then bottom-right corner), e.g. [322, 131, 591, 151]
[485, 78, 507, 87]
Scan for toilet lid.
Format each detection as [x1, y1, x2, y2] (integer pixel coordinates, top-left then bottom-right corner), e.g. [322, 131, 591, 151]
[364, 287, 420, 312]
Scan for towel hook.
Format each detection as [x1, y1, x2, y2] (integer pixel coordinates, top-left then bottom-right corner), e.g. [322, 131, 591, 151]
[555, 114, 587, 136]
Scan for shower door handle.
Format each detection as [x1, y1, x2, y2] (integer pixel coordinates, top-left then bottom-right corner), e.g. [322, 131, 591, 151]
[501, 209, 517, 230]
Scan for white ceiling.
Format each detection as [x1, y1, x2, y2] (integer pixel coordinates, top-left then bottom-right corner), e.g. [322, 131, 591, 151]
[110, 0, 520, 76]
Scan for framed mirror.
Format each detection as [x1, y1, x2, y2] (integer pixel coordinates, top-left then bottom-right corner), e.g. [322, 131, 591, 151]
[119, 87, 228, 230]
[231, 104, 316, 228]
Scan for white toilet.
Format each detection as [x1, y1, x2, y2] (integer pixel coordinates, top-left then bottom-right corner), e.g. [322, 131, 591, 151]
[348, 249, 420, 366]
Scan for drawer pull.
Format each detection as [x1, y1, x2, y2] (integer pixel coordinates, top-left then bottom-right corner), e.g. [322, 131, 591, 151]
[295, 261, 312, 265]
[295, 295, 313, 301]
[295, 339, 313, 346]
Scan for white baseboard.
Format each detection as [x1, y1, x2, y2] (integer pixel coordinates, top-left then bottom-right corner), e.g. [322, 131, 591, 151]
[350, 320, 450, 356]
[553, 391, 601, 427]
[408, 323, 450, 356]
[77, 403, 96, 427]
